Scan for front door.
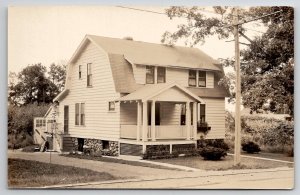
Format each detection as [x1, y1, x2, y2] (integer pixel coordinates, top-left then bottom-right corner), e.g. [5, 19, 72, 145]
[64, 105, 69, 134]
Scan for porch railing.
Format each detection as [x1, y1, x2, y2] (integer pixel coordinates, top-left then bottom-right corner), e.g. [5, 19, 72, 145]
[120, 125, 194, 140]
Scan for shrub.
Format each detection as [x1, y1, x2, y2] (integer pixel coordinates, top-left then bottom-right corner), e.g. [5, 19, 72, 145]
[143, 145, 178, 160]
[198, 139, 229, 151]
[242, 141, 261, 153]
[199, 146, 227, 160]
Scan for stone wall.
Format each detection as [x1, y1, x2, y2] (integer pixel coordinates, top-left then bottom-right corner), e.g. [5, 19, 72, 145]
[68, 137, 119, 156]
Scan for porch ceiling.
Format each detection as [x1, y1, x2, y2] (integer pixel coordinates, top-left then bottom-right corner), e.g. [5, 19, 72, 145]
[115, 82, 204, 103]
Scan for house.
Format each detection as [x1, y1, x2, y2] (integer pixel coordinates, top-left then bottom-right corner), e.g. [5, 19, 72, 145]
[33, 35, 229, 156]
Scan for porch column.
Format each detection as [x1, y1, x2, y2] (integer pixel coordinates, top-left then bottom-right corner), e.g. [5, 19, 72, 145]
[193, 102, 197, 140]
[186, 102, 191, 140]
[137, 101, 142, 141]
[142, 101, 148, 141]
[151, 101, 156, 141]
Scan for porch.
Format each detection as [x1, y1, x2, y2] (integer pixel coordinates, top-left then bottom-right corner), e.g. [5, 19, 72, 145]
[117, 83, 205, 142]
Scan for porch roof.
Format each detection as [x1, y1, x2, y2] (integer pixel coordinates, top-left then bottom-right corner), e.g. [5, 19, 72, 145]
[115, 82, 204, 103]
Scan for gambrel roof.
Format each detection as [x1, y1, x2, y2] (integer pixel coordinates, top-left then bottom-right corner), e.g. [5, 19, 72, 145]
[87, 35, 222, 71]
[55, 35, 229, 102]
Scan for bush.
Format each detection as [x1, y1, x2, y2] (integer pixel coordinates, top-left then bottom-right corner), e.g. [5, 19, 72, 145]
[198, 139, 229, 151]
[242, 141, 261, 153]
[143, 145, 178, 160]
[199, 146, 227, 160]
[8, 103, 50, 149]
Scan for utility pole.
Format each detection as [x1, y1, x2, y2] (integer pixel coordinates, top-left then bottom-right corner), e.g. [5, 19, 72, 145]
[233, 7, 241, 166]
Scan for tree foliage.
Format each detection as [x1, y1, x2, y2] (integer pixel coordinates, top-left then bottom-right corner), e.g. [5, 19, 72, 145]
[162, 6, 294, 115]
[8, 63, 66, 106]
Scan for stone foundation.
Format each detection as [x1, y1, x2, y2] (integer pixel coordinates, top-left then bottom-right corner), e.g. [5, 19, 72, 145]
[68, 137, 119, 156]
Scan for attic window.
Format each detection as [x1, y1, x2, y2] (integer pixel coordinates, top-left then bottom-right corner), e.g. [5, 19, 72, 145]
[79, 65, 82, 79]
[146, 66, 154, 84]
[87, 63, 92, 87]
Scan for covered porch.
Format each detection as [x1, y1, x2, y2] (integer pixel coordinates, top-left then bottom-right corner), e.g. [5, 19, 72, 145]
[116, 83, 205, 142]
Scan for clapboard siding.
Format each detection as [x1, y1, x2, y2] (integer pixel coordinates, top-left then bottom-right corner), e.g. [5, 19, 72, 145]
[166, 68, 188, 86]
[206, 72, 214, 88]
[160, 103, 181, 125]
[201, 97, 225, 139]
[58, 41, 120, 140]
[120, 102, 137, 125]
[133, 64, 145, 84]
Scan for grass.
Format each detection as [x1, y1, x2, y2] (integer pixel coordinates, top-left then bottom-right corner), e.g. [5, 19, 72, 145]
[8, 158, 117, 188]
[153, 155, 294, 171]
[240, 151, 294, 162]
[21, 145, 40, 152]
[62, 153, 180, 171]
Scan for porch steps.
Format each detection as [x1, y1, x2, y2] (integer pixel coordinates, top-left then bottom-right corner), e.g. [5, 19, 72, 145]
[62, 137, 74, 152]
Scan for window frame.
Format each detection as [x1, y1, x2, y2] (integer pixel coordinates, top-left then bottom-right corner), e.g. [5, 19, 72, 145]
[145, 66, 154, 84]
[188, 70, 197, 87]
[87, 63, 92, 87]
[157, 67, 166, 83]
[200, 104, 206, 123]
[108, 101, 116, 112]
[198, 71, 206, 87]
[75, 103, 85, 126]
[79, 65, 82, 79]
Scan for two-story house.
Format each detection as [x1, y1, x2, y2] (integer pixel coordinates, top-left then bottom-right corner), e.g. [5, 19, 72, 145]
[33, 35, 228, 156]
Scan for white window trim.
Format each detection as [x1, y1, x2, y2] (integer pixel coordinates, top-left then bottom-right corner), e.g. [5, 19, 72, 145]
[108, 101, 117, 112]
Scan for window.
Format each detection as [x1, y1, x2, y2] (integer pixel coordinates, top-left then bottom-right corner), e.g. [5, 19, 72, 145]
[108, 101, 115, 111]
[87, 63, 92, 86]
[79, 65, 82, 79]
[198, 71, 206, 87]
[188, 70, 196, 86]
[75, 103, 80, 125]
[200, 104, 206, 123]
[157, 67, 166, 83]
[75, 103, 85, 125]
[146, 66, 154, 84]
[36, 119, 46, 127]
[102, 140, 109, 150]
[80, 103, 85, 125]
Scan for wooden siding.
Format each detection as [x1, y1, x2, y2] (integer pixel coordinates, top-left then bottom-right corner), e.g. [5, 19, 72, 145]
[58, 41, 120, 140]
[206, 72, 214, 88]
[201, 97, 225, 139]
[120, 102, 137, 125]
[160, 103, 181, 125]
[166, 68, 188, 86]
[132, 64, 146, 84]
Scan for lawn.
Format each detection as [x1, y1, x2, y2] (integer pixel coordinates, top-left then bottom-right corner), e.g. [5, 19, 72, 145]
[240, 152, 294, 162]
[153, 155, 294, 171]
[8, 158, 117, 188]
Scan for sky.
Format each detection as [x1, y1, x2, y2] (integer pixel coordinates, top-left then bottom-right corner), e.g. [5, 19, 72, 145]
[8, 6, 264, 73]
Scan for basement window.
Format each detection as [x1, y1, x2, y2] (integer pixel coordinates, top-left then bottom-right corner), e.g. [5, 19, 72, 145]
[102, 140, 109, 150]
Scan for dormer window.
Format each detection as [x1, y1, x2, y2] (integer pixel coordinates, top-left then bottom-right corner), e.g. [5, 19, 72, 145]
[188, 70, 196, 87]
[157, 67, 166, 83]
[146, 66, 154, 84]
[198, 71, 206, 87]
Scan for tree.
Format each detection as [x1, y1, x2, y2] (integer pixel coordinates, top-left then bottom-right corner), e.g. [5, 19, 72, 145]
[48, 63, 66, 92]
[240, 7, 294, 115]
[8, 63, 61, 105]
[162, 6, 294, 116]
